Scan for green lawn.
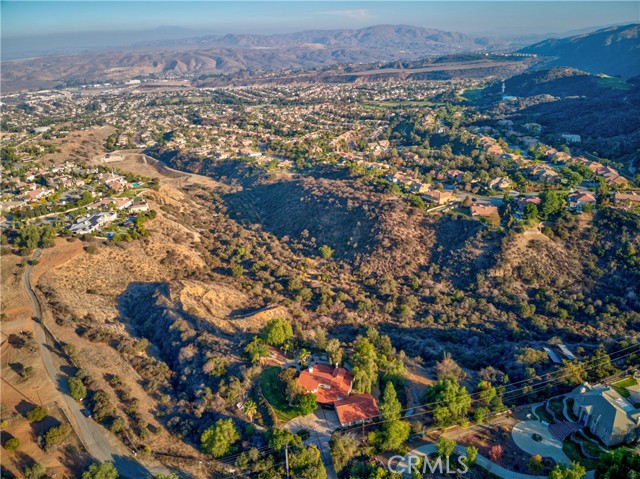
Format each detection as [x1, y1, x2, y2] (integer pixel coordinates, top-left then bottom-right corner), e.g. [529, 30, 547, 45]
[363, 100, 441, 109]
[459, 88, 484, 101]
[258, 367, 304, 422]
[612, 376, 637, 398]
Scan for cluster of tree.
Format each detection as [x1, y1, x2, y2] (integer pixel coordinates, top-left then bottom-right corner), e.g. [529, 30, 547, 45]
[350, 328, 406, 394]
[11, 224, 56, 255]
[245, 318, 294, 363]
[235, 429, 326, 479]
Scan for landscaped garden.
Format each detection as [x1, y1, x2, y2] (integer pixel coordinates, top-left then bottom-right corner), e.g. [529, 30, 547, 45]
[563, 438, 600, 470]
[534, 404, 554, 423]
[258, 366, 315, 422]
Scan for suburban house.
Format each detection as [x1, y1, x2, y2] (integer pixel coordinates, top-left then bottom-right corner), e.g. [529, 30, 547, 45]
[298, 364, 380, 427]
[446, 169, 465, 183]
[69, 212, 117, 235]
[334, 394, 380, 427]
[614, 192, 640, 209]
[571, 382, 640, 447]
[515, 196, 541, 216]
[488, 177, 513, 191]
[423, 190, 453, 205]
[298, 364, 353, 404]
[567, 192, 596, 212]
[470, 204, 499, 218]
[129, 200, 149, 212]
[410, 181, 431, 194]
[24, 187, 52, 202]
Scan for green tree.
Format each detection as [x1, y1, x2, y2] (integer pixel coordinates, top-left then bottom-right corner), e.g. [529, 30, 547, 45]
[83, 462, 119, 479]
[69, 376, 87, 401]
[26, 406, 48, 422]
[540, 190, 564, 218]
[269, 428, 302, 452]
[201, 418, 240, 457]
[44, 423, 71, 449]
[436, 437, 456, 459]
[291, 445, 327, 479]
[473, 406, 489, 424]
[244, 400, 257, 421]
[329, 432, 359, 473]
[596, 448, 640, 479]
[245, 337, 268, 363]
[589, 345, 617, 381]
[24, 463, 46, 479]
[379, 420, 410, 451]
[549, 462, 586, 479]
[424, 379, 471, 427]
[379, 382, 402, 422]
[4, 437, 20, 450]
[351, 337, 378, 393]
[325, 338, 343, 366]
[319, 245, 334, 259]
[529, 455, 544, 472]
[466, 446, 478, 466]
[297, 393, 318, 416]
[262, 318, 293, 347]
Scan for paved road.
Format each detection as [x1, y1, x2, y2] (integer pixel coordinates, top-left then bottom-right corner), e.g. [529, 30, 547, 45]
[24, 250, 167, 478]
[285, 409, 339, 479]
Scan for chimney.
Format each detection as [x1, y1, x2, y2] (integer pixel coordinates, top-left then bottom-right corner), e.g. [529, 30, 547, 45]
[308, 365, 313, 374]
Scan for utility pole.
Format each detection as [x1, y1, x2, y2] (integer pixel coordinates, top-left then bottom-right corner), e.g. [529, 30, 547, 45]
[285, 443, 290, 479]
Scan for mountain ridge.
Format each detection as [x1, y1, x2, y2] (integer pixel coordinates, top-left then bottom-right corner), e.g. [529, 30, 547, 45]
[519, 23, 640, 77]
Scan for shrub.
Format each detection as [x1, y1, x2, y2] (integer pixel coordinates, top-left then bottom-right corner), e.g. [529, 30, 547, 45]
[4, 437, 20, 451]
[69, 376, 87, 401]
[26, 406, 48, 423]
[44, 423, 71, 449]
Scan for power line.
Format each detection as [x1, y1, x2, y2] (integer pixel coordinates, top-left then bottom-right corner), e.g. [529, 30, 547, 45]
[211, 343, 639, 472]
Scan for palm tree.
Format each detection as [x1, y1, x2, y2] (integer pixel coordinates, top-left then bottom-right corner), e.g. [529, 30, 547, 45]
[244, 400, 257, 421]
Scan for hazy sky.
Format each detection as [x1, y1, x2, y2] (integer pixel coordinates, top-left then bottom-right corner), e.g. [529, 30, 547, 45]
[2, 1, 639, 39]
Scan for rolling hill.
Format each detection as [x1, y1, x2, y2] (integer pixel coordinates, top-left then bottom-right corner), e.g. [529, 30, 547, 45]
[519, 23, 640, 78]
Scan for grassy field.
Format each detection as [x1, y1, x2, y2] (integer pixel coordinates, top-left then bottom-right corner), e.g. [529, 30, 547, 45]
[459, 88, 484, 101]
[612, 376, 637, 398]
[596, 75, 632, 90]
[363, 100, 441, 110]
[258, 366, 302, 422]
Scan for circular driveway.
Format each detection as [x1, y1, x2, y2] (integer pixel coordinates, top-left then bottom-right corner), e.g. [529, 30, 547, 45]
[511, 420, 570, 464]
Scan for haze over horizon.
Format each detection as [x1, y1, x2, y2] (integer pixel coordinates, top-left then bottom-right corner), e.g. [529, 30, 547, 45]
[2, 1, 638, 57]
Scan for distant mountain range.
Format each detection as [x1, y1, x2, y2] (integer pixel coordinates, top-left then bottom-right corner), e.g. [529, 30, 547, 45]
[2, 23, 639, 92]
[519, 24, 640, 78]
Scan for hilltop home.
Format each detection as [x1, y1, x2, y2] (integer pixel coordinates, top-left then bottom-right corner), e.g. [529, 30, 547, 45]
[571, 383, 640, 447]
[423, 190, 453, 205]
[298, 364, 380, 426]
[298, 364, 353, 405]
[614, 192, 640, 209]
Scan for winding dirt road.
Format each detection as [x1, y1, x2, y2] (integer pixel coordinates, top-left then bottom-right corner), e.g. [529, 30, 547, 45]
[24, 250, 167, 478]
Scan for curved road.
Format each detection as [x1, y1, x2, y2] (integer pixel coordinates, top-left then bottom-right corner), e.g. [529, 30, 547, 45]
[24, 250, 167, 478]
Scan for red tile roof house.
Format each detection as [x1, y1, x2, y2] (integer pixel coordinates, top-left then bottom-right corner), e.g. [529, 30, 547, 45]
[567, 192, 596, 212]
[334, 394, 380, 427]
[298, 364, 353, 404]
[298, 364, 380, 427]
